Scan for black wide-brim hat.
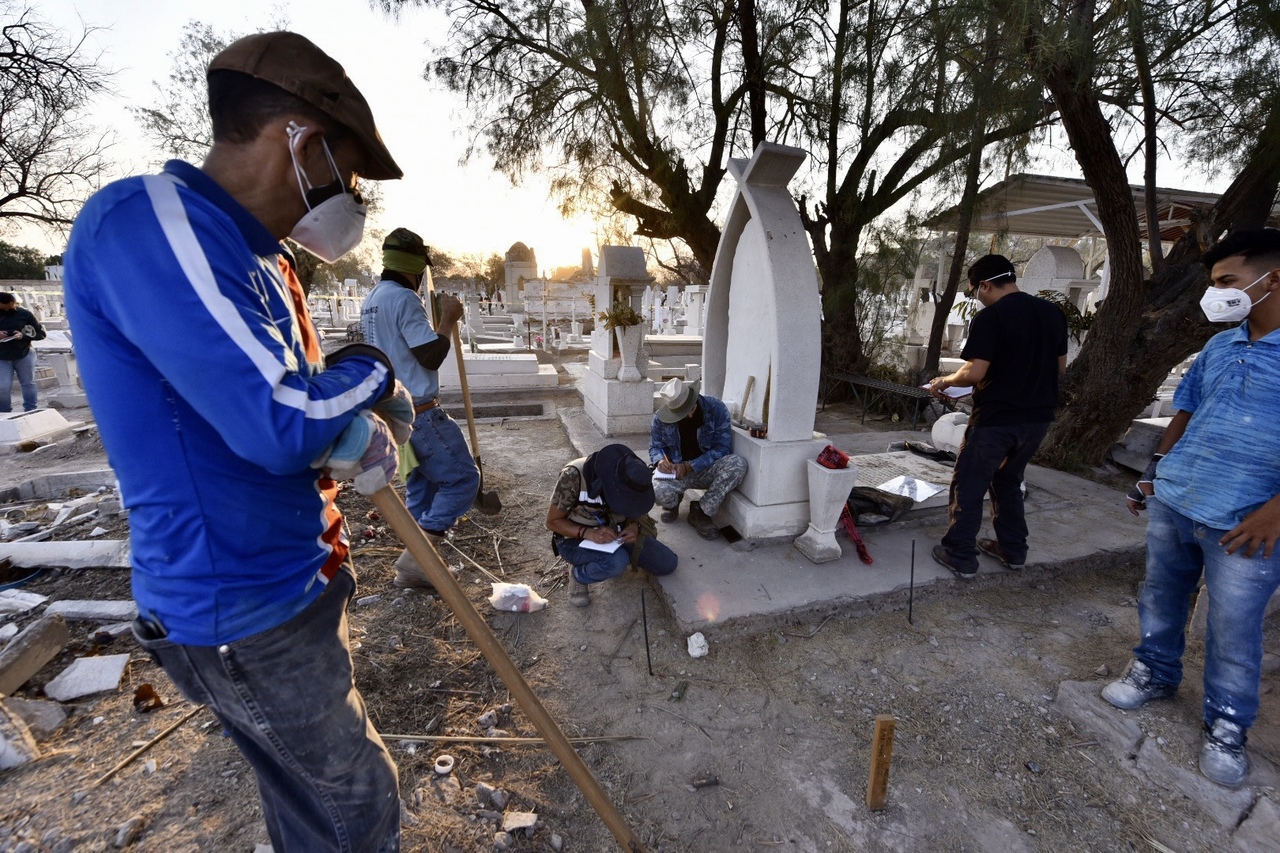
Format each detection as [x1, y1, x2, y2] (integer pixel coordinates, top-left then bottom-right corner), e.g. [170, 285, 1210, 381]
[584, 443, 655, 519]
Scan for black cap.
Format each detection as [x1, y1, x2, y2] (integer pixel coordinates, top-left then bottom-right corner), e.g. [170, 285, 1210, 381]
[584, 444, 655, 518]
[968, 254, 1016, 286]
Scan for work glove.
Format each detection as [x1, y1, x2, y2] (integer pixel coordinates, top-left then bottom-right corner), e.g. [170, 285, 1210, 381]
[313, 411, 398, 495]
[372, 379, 414, 446]
[1127, 453, 1164, 506]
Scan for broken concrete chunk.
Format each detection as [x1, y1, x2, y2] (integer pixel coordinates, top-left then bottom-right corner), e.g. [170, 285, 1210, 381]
[501, 811, 538, 833]
[45, 600, 138, 622]
[44, 652, 131, 701]
[0, 699, 40, 769]
[0, 589, 48, 616]
[0, 622, 17, 643]
[0, 613, 69, 696]
[0, 540, 130, 569]
[4, 696, 67, 739]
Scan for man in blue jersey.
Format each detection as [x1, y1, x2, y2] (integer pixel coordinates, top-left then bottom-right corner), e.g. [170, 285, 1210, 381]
[1103, 229, 1280, 788]
[64, 33, 410, 852]
[361, 228, 479, 588]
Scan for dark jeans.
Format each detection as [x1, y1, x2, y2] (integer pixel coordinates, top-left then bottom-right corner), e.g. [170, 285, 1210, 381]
[557, 536, 678, 584]
[940, 421, 1050, 572]
[132, 571, 400, 852]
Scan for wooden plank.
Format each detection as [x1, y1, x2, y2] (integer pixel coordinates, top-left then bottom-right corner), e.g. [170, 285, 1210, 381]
[866, 714, 896, 811]
[0, 614, 69, 697]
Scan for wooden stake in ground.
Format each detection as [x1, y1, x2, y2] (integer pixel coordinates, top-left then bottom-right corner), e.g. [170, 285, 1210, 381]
[866, 714, 896, 811]
[370, 487, 646, 852]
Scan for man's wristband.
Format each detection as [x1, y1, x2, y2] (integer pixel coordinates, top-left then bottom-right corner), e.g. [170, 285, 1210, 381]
[577, 525, 585, 540]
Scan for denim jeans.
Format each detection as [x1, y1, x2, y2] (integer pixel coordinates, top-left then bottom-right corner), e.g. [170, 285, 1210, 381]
[405, 407, 480, 533]
[0, 350, 38, 412]
[132, 571, 400, 852]
[1135, 497, 1280, 729]
[940, 421, 1050, 572]
[557, 535, 678, 584]
[652, 454, 748, 516]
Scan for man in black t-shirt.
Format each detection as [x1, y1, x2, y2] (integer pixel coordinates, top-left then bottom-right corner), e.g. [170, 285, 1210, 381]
[927, 255, 1068, 578]
[0, 292, 47, 413]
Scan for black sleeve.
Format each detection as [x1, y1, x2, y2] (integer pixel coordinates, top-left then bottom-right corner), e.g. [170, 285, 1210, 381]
[22, 310, 45, 341]
[960, 309, 998, 362]
[411, 336, 451, 371]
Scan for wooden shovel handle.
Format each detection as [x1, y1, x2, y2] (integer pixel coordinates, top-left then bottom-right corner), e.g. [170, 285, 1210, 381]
[451, 326, 482, 456]
[369, 487, 646, 852]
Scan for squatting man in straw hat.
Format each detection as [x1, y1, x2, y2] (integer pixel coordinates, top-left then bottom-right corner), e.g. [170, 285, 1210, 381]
[648, 377, 747, 539]
[546, 443, 678, 607]
[1104, 228, 1280, 788]
[361, 226, 478, 590]
[63, 32, 415, 851]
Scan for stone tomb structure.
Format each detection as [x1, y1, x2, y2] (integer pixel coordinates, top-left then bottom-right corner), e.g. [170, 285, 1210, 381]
[581, 247, 656, 435]
[703, 142, 828, 539]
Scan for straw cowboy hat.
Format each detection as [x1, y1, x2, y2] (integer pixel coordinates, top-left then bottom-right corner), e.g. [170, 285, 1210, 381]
[656, 378, 700, 423]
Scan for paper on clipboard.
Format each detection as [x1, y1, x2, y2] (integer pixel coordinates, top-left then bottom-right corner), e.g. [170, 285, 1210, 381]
[579, 537, 623, 553]
[920, 384, 973, 399]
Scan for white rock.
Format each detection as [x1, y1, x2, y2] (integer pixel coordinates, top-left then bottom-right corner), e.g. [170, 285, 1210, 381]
[0, 590, 47, 615]
[687, 632, 709, 658]
[502, 811, 538, 833]
[44, 653, 131, 701]
[45, 600, 137, 622]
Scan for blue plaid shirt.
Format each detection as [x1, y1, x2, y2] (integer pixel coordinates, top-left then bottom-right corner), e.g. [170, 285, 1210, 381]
[1155, 322, 1280, 530]
[648, 395, 733, 474]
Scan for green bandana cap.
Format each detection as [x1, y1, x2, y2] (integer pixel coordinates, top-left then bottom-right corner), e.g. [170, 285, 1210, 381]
[383, 248, 428, 276]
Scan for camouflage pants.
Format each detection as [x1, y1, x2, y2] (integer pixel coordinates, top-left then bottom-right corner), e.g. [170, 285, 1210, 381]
[652, 454, 748, 516]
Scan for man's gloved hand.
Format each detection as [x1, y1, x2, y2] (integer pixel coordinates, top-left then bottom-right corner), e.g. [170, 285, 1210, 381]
[312, 411, 398, 495]
[372, 379, 414, 446]
[1127, 453, 1164, 515]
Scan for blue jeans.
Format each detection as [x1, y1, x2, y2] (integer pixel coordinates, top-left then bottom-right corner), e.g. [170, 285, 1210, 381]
[941, 421, 1049, 572]
[1135, 498, 1280, 729]
[0, 350, 38, 412]
[132, 571, 400, 852]
[406, 407, 480, 533]
[557, 536, 678, 584]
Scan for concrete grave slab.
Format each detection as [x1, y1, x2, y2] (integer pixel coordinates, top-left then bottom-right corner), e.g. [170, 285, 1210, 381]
[0, 409, 86, 452]
[45, 600, 138, 622]
[44, 652, 131, 701]
[852, 451, 954, 511]
[0, 614, 69, 696]
[0, 589, 48, 616]
[4, 696, 67, 739]
[13, 467, 117, 501]
[0, 540, 130, 569]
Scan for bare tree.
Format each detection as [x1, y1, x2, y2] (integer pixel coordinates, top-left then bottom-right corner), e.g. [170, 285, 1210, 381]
[0, 2, 112, 230]
[988, 0, 1280, 464]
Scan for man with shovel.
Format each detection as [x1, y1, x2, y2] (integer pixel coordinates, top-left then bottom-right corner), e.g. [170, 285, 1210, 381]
[64, 32, 409, 852]
[361, 227, 480, 588]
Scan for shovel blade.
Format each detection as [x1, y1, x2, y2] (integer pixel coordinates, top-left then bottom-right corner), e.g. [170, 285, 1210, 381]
[473, 490, 503, 515]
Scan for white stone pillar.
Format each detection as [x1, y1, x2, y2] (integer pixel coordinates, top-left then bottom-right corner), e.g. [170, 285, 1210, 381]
[794, 460, 860, 563]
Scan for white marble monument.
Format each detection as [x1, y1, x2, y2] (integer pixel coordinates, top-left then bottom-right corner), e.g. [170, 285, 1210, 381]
[581, 246, 657, 435]
[703, 142, 826, 539]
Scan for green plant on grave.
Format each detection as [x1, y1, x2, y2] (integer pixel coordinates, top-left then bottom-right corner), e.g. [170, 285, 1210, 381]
[598, 301, 643, 330]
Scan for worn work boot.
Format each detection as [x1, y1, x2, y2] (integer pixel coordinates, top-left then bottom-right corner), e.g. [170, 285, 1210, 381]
[1101, 660, 1176, 710]
[393, 532, 452, 591]
[978, 538, 1025, 571]
[660, 500, 681, 523]
[687, 501, 720, 540]
[568, 577, 591, 608]
[1200, 718, 1249, 787]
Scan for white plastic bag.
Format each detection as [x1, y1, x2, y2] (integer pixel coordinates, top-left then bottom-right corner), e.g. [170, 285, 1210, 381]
[687, 632, 709, 658]
[487, 582, 549, 612]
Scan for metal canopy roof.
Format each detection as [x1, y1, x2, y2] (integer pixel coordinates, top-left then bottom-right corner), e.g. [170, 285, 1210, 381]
[924, 173, 1225, 240]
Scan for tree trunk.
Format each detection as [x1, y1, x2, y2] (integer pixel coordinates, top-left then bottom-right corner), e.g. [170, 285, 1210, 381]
[1040, 94, 1280, 466]
[923, 115, 987, 378]
[818, 228, 868, 374]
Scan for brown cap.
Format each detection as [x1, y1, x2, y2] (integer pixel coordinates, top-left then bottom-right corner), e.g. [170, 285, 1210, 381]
[208, 31, 403, 181]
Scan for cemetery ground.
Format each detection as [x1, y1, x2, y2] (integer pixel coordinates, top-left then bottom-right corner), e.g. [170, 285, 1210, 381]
[1, 400, 1278, 852]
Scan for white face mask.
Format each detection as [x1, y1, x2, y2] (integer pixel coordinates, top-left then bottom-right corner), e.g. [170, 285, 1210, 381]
[286, 123, 366, 263]
[1200, 270, 1273, 323]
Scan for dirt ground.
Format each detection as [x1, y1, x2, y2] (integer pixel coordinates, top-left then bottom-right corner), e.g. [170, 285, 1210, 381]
[1, 402, 1276, 852]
